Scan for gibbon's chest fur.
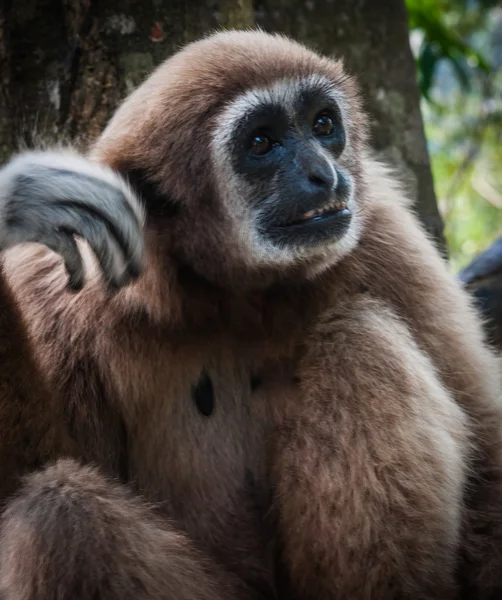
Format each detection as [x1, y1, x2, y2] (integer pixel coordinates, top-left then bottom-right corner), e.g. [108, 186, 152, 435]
[102, 257, 322, 535]
[125, 337, 278, 506]
[106, 327, 299, 586]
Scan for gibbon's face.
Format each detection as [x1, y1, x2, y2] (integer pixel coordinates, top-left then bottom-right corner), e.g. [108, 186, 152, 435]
[93, 30, 368, 284]
[211, 76, 359, 269]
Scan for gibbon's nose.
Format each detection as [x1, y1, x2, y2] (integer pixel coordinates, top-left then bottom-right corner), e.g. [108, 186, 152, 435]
[307, 161, 336, 190]
[295, 147, 336, 196]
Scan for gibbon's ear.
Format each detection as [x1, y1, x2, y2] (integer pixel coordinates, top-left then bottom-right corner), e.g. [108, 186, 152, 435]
[0, 149, 146, 291]
[124, 168, 180, 220]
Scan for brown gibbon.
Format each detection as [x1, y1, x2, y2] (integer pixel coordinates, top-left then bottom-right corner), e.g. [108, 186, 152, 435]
[0, 29, 501, 600]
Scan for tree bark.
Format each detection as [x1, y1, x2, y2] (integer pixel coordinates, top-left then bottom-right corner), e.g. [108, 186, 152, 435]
[0, 0, 444, 250]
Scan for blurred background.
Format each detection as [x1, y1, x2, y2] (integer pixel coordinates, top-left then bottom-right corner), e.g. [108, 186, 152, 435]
[409, 0, 502, 270]
[1, 0, 502, 344]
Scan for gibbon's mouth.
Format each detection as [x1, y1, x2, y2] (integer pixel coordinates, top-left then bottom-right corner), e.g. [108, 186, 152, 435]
[285, 197, 350, 227]
[265, 197, 352, 247]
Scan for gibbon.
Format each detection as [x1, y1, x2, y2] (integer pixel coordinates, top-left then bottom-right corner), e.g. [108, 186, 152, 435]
[0, 29, 502, 600]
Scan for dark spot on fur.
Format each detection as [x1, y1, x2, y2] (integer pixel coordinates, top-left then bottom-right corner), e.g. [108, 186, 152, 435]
[250, 373, 263, 392]
[192, 371, 214, 417]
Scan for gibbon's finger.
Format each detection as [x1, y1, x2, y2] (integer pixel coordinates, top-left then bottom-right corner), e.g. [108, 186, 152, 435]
[44, 205, 131, 292]
[52, 191, 143, 280]
[0, 150, 145, 277]
[41, 231, 85, 291]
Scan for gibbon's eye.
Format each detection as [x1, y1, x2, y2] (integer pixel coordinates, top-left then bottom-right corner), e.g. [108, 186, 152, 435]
[249, 134, 273, 156]
[313, 113, 334, 137]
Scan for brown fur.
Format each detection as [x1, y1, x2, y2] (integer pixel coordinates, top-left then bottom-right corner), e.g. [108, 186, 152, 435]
[0, 460, 245, 600]
[0, 266, 74, 502]
[1, 29, 502, 600]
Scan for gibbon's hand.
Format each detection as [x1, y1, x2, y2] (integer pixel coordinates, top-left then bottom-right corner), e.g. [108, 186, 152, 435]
[0, 150, 145, 292]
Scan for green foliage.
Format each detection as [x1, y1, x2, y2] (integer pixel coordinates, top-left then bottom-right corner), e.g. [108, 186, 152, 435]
[406, 0, 502, 271]
[407, 0, 490, 99]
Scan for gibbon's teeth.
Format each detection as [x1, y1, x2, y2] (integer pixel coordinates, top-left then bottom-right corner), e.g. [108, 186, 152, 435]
[299, 199, 347, 221]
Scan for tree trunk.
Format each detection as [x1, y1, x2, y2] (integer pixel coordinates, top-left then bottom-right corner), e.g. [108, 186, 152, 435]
[0, 0, 444, 250]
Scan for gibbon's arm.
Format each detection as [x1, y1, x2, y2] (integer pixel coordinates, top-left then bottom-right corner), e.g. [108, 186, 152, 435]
[0, 268, 68, 500]
[0, 149, 145, 499]
[273, 296, 467, 600]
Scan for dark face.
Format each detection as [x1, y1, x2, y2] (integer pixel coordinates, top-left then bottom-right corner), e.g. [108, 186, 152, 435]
[230, 86, 353, 250]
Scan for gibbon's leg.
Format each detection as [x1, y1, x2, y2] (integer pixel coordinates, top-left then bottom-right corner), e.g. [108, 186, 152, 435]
[0, 460, 244, 600]
[273, 297, 469, 600]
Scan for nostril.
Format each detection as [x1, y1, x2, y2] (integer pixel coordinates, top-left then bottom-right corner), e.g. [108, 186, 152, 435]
[308, 174, 327, 187]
